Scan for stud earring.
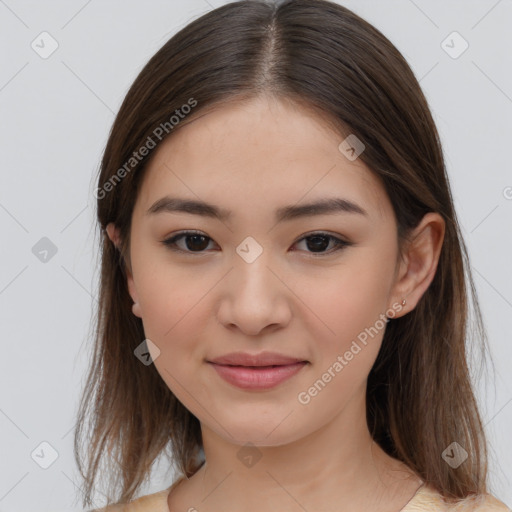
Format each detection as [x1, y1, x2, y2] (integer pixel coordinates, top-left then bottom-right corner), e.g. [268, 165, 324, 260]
[401, 299, 407, 306]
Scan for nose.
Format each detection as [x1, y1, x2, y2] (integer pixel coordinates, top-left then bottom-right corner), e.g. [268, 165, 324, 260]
[216, 254, 292, 337]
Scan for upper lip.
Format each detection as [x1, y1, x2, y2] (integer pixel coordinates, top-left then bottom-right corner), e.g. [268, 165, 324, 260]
[207, 351, 307, 367]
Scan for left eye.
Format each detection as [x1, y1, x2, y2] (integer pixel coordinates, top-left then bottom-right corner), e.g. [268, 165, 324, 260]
[293, 233, 350, 254]
[162, 231, 216, 253]
[162, 231, 351, 256]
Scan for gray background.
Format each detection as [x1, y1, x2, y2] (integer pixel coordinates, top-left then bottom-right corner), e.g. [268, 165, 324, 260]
[0, 0, 511, 510]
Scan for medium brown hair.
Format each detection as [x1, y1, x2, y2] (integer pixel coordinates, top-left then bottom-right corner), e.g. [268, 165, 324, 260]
[74, 0, 490, 507]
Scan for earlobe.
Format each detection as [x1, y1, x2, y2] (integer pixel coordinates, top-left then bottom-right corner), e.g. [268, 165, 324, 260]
[106, 222, 121, 249]
[389, 212, 445, 317]
[131, 301, 142, 318]
[127, 276, 142, 318]
[106, 222, 142, 318]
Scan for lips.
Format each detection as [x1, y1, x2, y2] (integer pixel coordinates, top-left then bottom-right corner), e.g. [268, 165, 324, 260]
[207, 351, 309, 390]
[208, 351, 307, 367]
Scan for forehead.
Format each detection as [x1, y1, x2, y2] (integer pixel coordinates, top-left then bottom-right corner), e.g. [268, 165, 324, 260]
[135, 96, 392, 223]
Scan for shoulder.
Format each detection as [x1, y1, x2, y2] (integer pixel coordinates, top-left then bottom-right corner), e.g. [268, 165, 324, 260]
[88, 476, 187, 512]
[466, 494, 511, 512]
[88, 488, 171, 512]
[404, 484, 511, 512]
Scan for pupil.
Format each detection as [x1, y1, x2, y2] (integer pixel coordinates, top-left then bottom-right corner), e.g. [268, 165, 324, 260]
[186, 235, 209, 251]
[307, 235, 329, 252]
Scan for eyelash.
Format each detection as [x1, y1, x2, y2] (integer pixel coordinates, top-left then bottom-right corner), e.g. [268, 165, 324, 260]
[161, 230, 352, 257]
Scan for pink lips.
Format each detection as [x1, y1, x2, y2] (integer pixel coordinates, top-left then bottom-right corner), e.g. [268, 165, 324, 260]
[207, 351, 308, 390]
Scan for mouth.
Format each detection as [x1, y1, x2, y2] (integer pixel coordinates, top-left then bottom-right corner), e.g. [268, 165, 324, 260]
[207, 359, 308, 390]
[207, 351, 308, 367]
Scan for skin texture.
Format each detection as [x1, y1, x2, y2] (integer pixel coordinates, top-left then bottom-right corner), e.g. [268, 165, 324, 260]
[106, 95, 445, 512]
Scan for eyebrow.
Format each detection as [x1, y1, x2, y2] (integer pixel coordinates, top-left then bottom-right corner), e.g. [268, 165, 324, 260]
[146, 196, 368, 222]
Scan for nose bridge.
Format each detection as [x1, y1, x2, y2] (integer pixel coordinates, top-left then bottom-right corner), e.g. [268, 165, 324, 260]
[216, 234, 291, 334]
[233, 234, 278, 298]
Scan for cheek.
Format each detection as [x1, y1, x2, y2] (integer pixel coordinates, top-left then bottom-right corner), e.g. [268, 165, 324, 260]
[313, 255, 393, 335]
[134, 263, 218, 377]
[294, 263, 392, 420]
[134, 254, 210, 335]
[135, 269, 212, 403]
[300, 249, 396, 389]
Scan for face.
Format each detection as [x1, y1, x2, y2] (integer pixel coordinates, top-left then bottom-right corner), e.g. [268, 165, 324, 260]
[120, 96, 406, 447]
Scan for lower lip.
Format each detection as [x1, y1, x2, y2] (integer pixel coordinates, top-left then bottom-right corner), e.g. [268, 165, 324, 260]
[208, 362, 307, 390]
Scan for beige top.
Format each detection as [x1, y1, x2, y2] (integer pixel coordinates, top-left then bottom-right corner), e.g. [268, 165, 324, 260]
[92, 481, 511, 512]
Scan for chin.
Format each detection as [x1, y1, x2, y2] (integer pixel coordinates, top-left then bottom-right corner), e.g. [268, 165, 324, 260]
[208, 413, 311, 448]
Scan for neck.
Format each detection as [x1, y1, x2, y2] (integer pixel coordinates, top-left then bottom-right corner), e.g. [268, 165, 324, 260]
[179, 392, 421, 512]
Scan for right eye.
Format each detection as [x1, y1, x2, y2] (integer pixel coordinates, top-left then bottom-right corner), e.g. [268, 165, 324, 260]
[161, 230, 217, 254]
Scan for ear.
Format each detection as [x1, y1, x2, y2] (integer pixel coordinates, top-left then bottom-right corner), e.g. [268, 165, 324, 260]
[388, 212, 445, 318]
[105, 222, 142, 318]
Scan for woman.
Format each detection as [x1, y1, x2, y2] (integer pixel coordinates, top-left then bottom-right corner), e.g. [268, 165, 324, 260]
[76, 1, 510, 510]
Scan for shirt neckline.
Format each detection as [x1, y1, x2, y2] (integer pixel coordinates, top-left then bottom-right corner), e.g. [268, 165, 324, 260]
[161, 479, 430, 512]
